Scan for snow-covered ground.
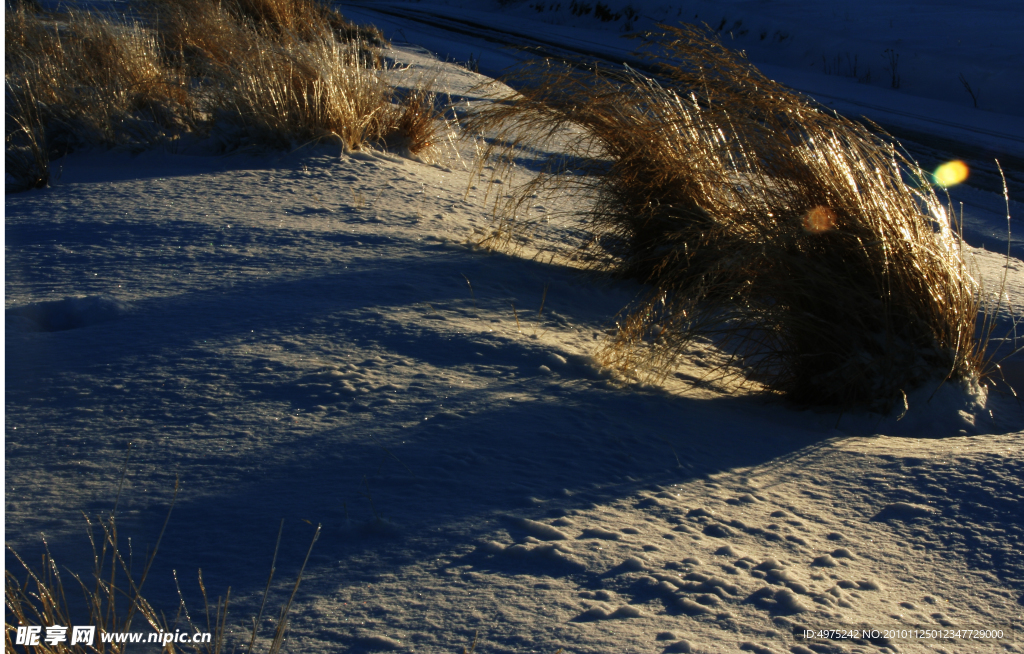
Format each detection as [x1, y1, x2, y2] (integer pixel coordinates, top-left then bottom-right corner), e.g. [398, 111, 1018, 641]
[337, 0, 1024, 209]
[351, 0, 1024, 117]
[6, 3, 1024, 653]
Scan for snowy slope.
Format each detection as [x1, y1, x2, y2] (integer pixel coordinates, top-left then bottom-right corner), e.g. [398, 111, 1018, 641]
[336, 0, 1024, 255]
[6, 9, 1024, 654]
[354, 0, 1024, 119]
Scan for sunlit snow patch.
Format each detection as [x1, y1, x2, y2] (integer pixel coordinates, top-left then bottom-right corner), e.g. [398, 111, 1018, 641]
[6, 295, 128, 332]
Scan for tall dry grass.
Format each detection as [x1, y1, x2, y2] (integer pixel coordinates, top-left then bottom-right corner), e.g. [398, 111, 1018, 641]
[209, 33, 399, 151]
[152, 0, 448, 154]
[6, 474, 181, 653]
[5, 80, 50, 190]
[467, 24, 983, 409]
[149, 0, 385, 53]
[5, 5, 195, 190]
[5, 6, 195, 145]
[5, 472, 320, 654]
[5, 0, 446, 191]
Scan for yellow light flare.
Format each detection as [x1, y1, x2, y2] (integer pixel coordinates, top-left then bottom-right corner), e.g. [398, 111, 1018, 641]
[802, 206, 837, 234]
[933, 160, 969, 187]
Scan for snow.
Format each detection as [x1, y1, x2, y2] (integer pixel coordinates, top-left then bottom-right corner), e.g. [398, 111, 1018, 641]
[365, 0, 1024, 118]
[6, 3, 1024, 654]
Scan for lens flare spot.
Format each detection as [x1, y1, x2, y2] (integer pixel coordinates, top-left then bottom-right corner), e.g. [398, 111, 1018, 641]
[933, 160, 969, 187]
[802, 206, 837, 234]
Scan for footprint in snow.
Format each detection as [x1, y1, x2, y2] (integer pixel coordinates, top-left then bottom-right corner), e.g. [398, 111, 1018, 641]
[573, 605, 642, 621]
[745, 585, 810, 614]
[607, 556, 649, 574]
[871, 502, 939, 521]
[7, 295, 127, 332]
[477, 539, 585, 570]
[703, 523, 736, 538]
[351, 634, 403, 651]
[662, 639, 693, 653]
[726, 493, 760, 505]
[580, 527, 621, 540]
[506, 516, 568, 540]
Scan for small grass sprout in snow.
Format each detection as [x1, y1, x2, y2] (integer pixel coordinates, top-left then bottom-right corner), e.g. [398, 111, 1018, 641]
[467, 24, 985, 409]
[5, 476, 181, 653]
[5, 485, 320, 654]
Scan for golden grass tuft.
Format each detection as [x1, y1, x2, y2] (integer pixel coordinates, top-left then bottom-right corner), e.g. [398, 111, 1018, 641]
[5, 5, 195, 155]
[146, 0, 385, 75]
[150, 0, 384, 49]
[209, 33, 398, 151]
[467, 24, 983, 409]
[5, 0, 444, 190]
[388, 85, 449, 156]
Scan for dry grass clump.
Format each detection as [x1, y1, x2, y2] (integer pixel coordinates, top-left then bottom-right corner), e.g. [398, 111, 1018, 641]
[5, 5, 195, 190]
[145, 0, 399, 151]
[5, 83, 50, 190]
[152, 0, 446, 154]
[5, 0, 445, 191]
[150, 0, 384, 53]
[208, 33, 399, 152]
[467, 24, 983, 409]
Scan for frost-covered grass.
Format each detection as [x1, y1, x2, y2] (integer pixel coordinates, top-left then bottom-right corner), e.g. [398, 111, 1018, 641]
[4, 0, 450, 192]
[467, 24, 987, 409]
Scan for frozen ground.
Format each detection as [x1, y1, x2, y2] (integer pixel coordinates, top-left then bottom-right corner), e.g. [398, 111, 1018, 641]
[6, 5, 1024, 654]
